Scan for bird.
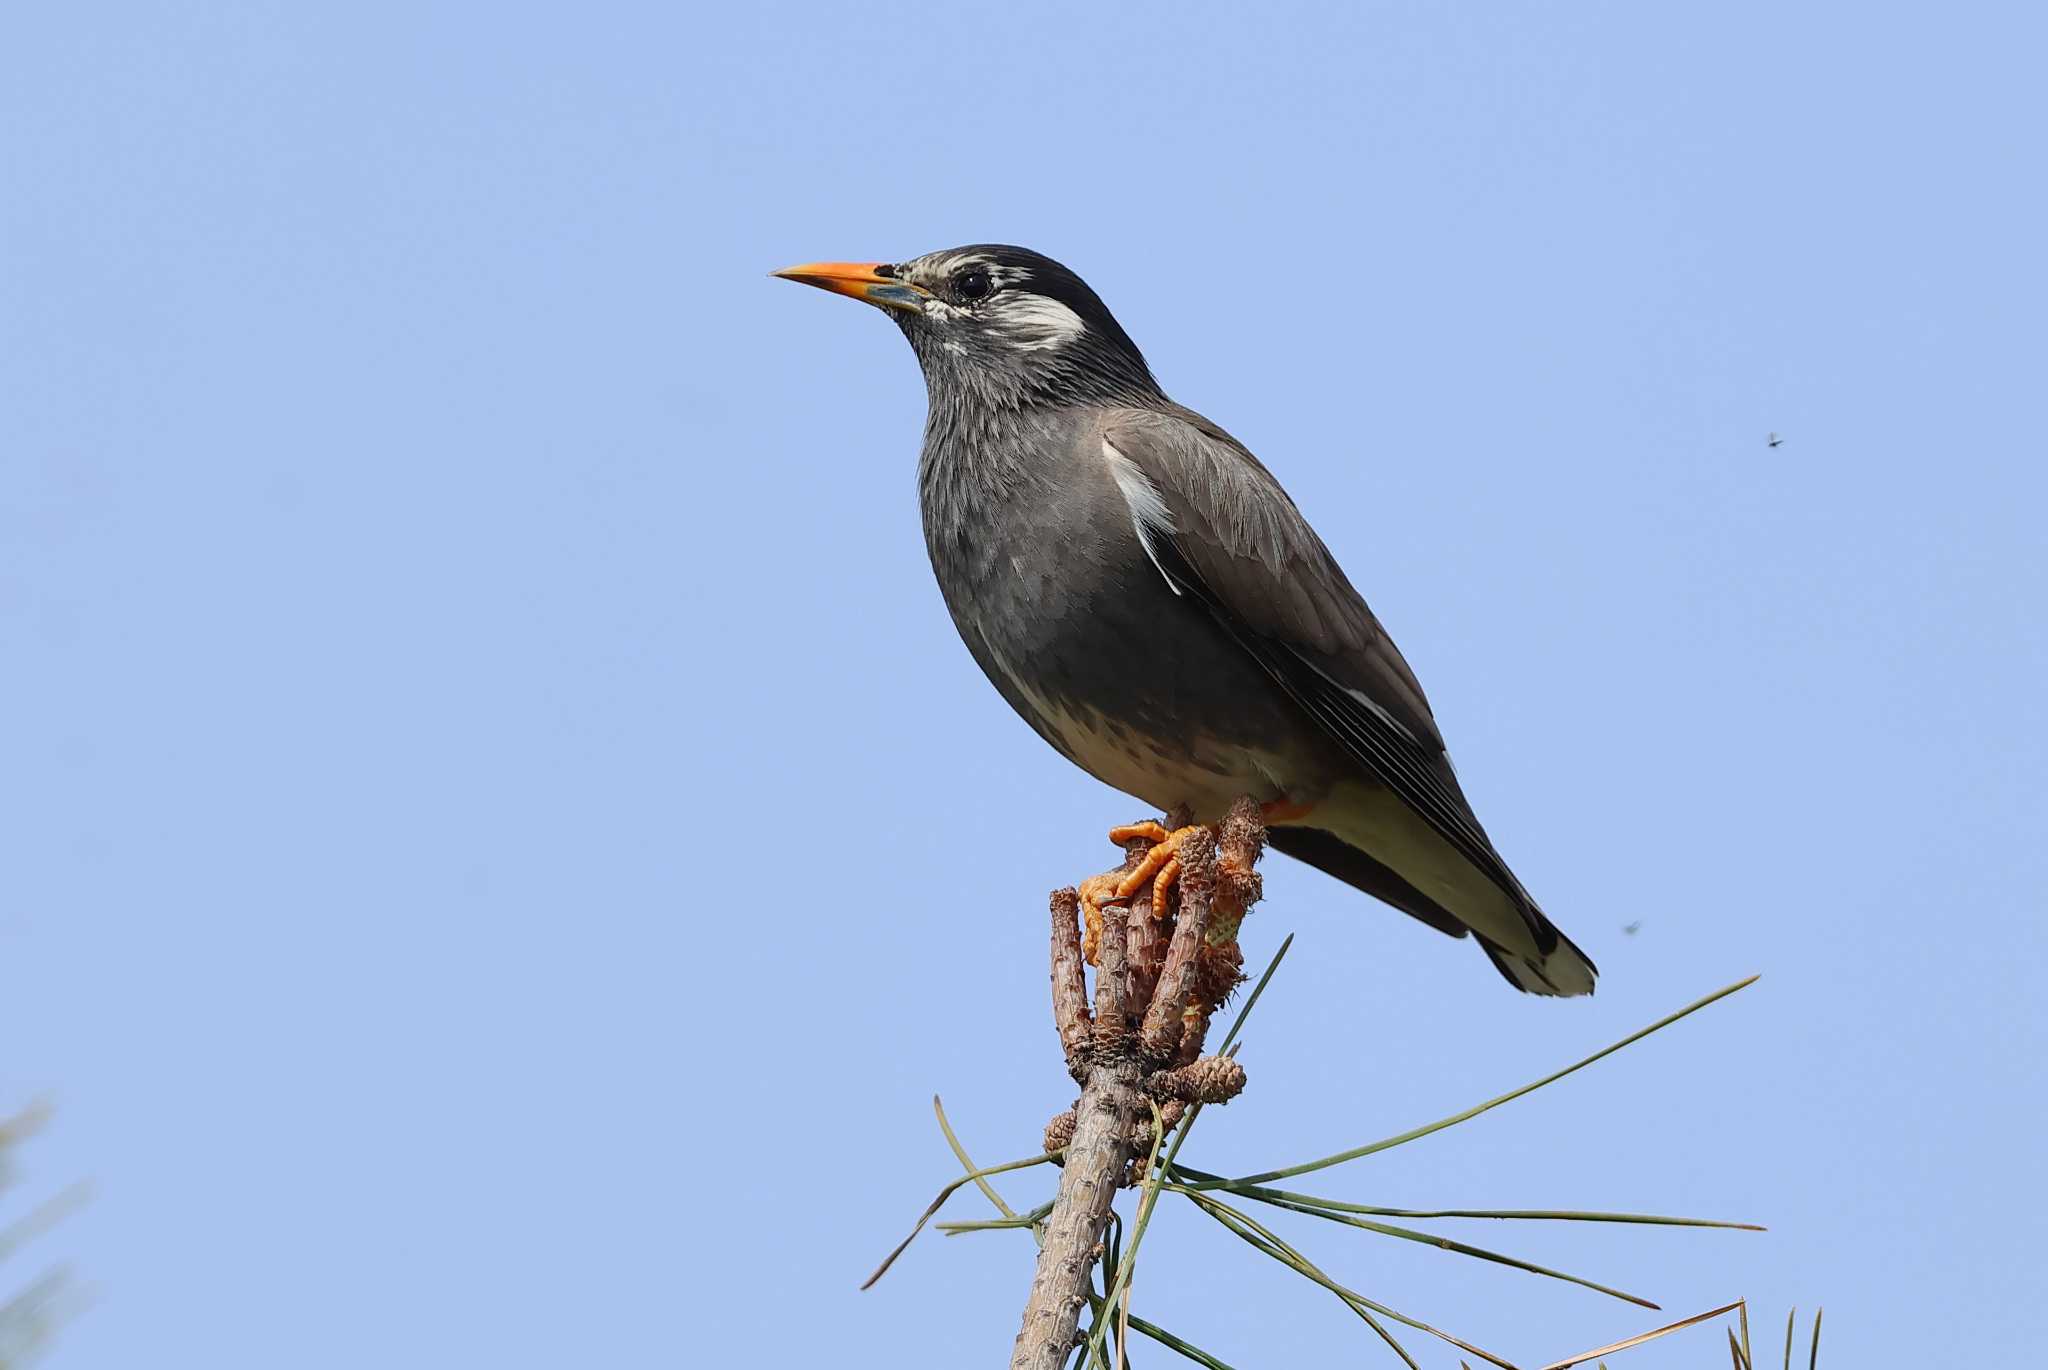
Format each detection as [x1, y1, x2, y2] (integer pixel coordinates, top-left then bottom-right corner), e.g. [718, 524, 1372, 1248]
[775, 246, 1596, 996]
[1768, 432, 1784, 448]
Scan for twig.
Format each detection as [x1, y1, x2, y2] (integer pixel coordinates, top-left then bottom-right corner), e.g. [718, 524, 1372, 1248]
[1010, 1036, 1148, 1368]
[1140, 829, 1215, 1056]
[1009, 805, 1267, 1370]
[1050, 890, 1092, 1065]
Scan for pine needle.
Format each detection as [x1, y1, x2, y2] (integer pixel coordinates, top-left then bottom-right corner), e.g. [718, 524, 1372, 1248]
[1188, 977, 1759, 1192]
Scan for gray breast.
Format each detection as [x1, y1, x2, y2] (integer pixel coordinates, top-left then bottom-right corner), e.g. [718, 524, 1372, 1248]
[917, 408, 1324, 812]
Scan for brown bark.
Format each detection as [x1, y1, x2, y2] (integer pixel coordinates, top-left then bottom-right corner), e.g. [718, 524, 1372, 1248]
[1008, 1047, 1148, 1370]
[1010, 804, 1264, 1370]
[1049, 889, 1091, 1064]
[1139, 828, 1215, 1056]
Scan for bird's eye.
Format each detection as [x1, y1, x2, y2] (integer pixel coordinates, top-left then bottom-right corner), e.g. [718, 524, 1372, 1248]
[955, 268, 994, 303]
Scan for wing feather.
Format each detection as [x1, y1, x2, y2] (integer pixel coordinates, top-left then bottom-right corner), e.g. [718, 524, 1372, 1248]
[1100, 407, 1551, 945]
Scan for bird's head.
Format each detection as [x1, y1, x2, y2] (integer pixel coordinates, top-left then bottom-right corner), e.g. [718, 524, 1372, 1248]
[774, 244, 1161, 409]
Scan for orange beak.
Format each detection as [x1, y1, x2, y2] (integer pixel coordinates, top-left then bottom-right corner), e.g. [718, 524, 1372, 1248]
[771, 260, 930, 314]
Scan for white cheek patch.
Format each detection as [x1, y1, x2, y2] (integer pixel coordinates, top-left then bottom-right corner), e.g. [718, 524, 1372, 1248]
[998, 293, 1087, 351]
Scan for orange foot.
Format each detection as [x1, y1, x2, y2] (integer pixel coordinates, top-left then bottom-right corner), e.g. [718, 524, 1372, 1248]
[1078, 821, 1206, 961]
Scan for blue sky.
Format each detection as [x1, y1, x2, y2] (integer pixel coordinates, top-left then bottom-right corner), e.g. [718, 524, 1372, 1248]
[4, 3, 2042, 1365]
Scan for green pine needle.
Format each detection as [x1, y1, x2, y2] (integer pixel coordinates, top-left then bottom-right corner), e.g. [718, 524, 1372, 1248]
[1187, 976, 1759, 1192]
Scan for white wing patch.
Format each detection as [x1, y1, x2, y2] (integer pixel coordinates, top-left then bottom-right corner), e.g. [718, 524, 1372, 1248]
[1102, 437, 1181, 595]
[1343, 685, 1424, 746]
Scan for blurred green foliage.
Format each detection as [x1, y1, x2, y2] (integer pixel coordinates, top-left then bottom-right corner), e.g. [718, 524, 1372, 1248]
[0, 1102, 84, 1370]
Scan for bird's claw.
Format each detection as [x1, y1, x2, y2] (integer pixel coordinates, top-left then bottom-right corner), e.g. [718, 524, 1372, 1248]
[1077, 822, 1206, 963]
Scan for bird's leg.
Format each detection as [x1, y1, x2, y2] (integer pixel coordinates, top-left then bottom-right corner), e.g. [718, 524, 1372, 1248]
[1079, 824, 1163, 962]
[1077, 819, 1207, 964]
[1114, 824, 1205, 913]
[1150, 857, 1182, 926]
[1076, 871, 1123, 963]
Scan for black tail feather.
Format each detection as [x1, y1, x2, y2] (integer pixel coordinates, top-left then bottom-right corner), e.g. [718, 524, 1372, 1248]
[1267, 826, 1469, 939]
[1268, 825, 1598, 997]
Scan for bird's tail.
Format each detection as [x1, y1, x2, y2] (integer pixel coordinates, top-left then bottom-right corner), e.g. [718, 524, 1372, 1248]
[1477, 926, 1598, 997]
[1268, 819, 1598, 997]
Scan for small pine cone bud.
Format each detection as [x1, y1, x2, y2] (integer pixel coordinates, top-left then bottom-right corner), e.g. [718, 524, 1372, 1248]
[1223, 864, 1263, 907]
[1177, 1001, 1217, 1067]
[1043, 1107, 1078, 1155]
[1194, 940, 1246, 1010]
[1120, 1099, 1186, 1158]
[1148, 1055, 1247, 1104]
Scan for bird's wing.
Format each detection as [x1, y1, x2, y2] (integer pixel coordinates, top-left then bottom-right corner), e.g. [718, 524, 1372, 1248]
[1098, 406, 1534, 911]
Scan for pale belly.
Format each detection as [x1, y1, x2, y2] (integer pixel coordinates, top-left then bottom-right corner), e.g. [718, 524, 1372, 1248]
[997, 657, 1317, 821]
